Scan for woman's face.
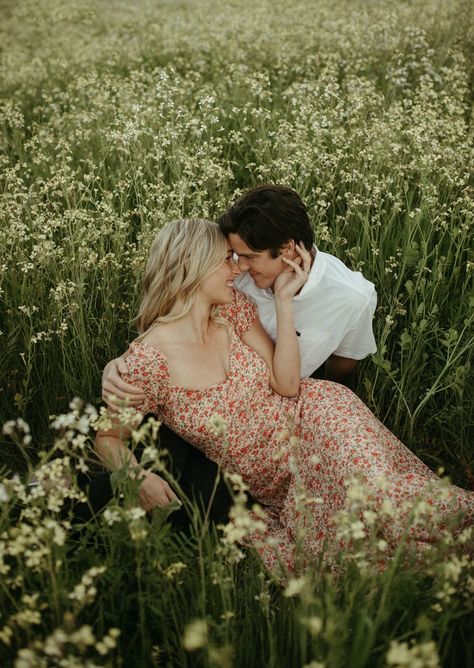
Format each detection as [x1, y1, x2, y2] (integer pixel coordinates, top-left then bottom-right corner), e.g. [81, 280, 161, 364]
[199, 241, 241, 304]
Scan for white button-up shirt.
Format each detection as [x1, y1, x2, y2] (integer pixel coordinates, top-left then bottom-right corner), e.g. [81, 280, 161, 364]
[234, 247, 377, 378]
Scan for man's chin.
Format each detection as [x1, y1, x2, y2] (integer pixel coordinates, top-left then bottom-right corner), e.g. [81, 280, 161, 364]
[252, 276, 273, 289]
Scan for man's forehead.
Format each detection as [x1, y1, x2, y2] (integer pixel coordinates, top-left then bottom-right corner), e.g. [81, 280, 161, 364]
[228, 233, 263, 255]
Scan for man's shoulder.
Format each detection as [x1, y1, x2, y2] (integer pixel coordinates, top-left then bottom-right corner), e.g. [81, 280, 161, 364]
[317, 251, 375, 302]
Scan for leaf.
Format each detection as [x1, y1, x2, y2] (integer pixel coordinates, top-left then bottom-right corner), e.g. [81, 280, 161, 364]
[399, 331, 412, 350]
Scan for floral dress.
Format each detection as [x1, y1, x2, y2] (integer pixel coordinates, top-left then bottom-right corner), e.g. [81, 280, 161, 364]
[124, 290, 474, 573]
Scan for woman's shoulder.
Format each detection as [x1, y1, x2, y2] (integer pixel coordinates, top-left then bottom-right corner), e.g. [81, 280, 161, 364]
[126, 339, 169, 381]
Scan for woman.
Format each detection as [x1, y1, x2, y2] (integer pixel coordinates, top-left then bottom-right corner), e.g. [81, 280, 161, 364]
[96, 219, 473, 574]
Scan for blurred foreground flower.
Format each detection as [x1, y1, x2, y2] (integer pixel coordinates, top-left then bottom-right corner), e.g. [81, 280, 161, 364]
[207, 413, 228, 437]
[386, 639, 440, 667]
[284, 575, 310, 598]
[182, 619, 208, 651]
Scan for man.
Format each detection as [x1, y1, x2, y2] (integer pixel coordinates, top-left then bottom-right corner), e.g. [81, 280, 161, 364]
[100, 184, 377, 521]
[218, 184, 377, 383]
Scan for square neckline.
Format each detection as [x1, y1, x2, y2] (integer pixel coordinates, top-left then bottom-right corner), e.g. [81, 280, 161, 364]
[129, 328, 236, 393]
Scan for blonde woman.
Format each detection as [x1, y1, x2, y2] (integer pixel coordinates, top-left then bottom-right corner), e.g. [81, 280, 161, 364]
[96, 219, 473, 573]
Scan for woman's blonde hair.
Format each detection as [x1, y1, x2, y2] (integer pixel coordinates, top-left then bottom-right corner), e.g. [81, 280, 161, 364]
[136, 218, 228, 334]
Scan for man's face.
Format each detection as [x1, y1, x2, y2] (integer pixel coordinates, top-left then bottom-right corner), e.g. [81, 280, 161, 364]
[228, 233, 289, 290]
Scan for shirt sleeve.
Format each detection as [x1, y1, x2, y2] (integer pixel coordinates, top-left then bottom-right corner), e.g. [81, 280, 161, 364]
[333, 287, 377, 359]
[220, 288, 258, 335]
[122, 343, 169, 416]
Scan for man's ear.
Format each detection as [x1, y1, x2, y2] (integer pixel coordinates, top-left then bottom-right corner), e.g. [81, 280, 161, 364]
[280, 239, 296, 256]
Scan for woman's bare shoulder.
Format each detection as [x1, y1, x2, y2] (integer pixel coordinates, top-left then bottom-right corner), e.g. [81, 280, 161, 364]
[132, 323, 182, 357]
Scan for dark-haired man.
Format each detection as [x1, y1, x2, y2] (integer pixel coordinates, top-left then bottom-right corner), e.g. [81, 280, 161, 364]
[218, 184, 377, 382]
[100, 184, 376, 524]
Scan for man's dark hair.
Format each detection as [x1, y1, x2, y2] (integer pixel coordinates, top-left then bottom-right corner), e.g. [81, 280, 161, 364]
[217, 184, 314, 258]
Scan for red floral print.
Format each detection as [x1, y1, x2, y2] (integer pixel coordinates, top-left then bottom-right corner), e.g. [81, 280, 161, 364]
[124, 290, 474, 573]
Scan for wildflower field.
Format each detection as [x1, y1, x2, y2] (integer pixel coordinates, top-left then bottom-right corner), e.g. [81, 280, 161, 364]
[1, 0, 473, 665]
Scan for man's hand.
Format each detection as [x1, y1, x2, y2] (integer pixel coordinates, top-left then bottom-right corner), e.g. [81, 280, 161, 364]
[138, 470, 180, 512]
[102, 356, 146, 410]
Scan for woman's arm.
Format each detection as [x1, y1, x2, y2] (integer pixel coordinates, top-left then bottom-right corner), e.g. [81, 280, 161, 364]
[242, 306, 300, 397]
[95, 424, 179, 511]
[242, 243, 311, 397]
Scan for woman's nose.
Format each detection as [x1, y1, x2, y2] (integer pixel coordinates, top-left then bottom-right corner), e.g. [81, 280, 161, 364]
[237, 257, 249, 271]
[232, 258, 242, 274]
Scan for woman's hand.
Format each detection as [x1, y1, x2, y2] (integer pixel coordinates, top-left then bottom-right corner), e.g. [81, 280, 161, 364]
[102, 355, 146, 410]
[138, 470, 180, 512]
[273, 242, 311, 302]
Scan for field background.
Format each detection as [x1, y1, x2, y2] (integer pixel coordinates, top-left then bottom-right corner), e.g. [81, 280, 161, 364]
[0, 0, 473, 666]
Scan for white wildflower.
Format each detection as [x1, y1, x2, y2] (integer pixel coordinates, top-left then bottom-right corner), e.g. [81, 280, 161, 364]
[302, 616, 323, 635]
[182, 619, 208, 651]
[386, 639, 440, 667]
[2, 420, 16, 436]
[284, 576, 309, 598]
[207, 413, 227, 437]
[0, 484, 9, 502]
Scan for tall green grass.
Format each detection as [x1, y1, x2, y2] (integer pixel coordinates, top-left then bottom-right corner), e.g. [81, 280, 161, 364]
[1, 0, 473, 664]
[0, 418, 472, 667]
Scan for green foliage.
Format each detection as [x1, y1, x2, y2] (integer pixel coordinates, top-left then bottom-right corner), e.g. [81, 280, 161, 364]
[0, 0, 473, 665]
[0, 418, 472, 667]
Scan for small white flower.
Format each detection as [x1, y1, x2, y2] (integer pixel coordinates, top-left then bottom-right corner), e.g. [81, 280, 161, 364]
[207, 413, 227, 437]
[69, 398, 84, 411]
[2, 420, 15, 436]
[183, 619, 208, 651]
[77, 415, 90, 434]
[103, 508, 122, 526]
[17, 418, 30, 433]
[284, 576, 308, 598]
[70, 624, 95, 648]
[302, 616, 323, 635]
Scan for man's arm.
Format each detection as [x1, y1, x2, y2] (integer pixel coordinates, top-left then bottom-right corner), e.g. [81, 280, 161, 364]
[324, 354, 357, 384]
[95, 424, 179, 511]
[102, 356, 146, 409]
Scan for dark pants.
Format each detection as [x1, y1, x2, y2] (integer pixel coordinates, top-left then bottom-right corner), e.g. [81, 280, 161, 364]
[75, 424, 245, 529]
[311, 361, 355, 389]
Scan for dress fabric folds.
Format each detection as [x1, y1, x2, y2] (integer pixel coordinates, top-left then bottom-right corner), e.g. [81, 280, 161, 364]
[124, 290, 474, 572]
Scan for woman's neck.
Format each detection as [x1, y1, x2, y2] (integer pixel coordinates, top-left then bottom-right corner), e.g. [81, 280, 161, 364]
[163, 298, 214, 344]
